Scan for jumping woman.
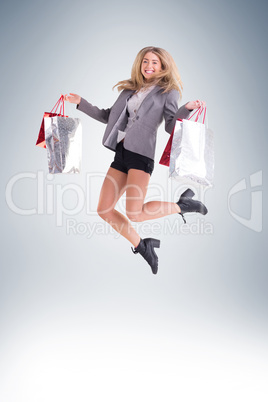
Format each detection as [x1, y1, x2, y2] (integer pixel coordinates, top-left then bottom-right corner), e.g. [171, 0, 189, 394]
[64, 46, 207, 275]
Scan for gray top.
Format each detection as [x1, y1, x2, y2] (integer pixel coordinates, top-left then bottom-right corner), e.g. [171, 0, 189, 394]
[77, 85, 192, 160]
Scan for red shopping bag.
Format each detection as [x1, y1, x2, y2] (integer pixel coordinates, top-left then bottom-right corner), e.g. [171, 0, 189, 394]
[36, 95, 66, 148]
[159, 119, 182, 167]
[159, 128, 175, 167]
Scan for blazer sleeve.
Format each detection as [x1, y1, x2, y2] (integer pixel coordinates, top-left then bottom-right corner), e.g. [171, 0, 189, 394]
[163, 90, 192, 134]
[76, 97, 111, 124]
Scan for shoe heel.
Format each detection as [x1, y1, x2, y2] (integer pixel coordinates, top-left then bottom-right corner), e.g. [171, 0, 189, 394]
[151, 239, 160, 248]
[200, 203, 208, 215]
[181, 188, 195, 199]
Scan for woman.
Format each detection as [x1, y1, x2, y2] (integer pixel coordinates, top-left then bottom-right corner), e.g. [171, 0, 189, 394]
[64, 46, 207, 274]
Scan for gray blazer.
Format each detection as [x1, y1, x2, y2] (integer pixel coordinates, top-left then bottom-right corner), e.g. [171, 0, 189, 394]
[77, 85, 191, 160]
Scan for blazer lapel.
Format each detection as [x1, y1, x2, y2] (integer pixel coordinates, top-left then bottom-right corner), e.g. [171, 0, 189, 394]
[112, 85, 162, 123]
[136, 85, 163, 114]
[147, 85, 163, 98]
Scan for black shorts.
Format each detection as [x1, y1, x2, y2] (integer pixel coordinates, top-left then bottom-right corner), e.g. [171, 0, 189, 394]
[110, 141, 154, 175]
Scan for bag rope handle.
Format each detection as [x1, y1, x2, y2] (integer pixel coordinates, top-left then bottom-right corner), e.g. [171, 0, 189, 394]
[188, 106, 206, 124]
[50, 95, 65, 115]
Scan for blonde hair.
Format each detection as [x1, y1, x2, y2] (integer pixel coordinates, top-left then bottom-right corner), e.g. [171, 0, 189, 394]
[113, 46, 183, 96]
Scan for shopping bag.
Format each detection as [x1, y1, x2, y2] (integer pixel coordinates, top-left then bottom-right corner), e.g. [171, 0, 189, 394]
[44, 115, 82, 174]
[169, 107, 214, 187]
[159, 119, 182, 166]
[36, 95, 66, 148]
[168, 120, 183, 176]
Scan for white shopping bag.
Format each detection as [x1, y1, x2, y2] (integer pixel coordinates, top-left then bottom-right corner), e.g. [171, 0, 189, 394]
[169, 107, 214, 187]
[44, 115, 82, 174]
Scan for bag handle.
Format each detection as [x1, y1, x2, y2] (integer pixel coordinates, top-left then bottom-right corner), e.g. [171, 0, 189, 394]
[50, 95, 65, 115]
[188, 106, 206, 124]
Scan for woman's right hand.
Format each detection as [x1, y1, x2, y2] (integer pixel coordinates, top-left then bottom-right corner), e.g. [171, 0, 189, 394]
[64, 93, 81, 105]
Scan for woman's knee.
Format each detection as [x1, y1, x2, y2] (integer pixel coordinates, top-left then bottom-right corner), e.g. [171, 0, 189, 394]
[126, 210, 144, 222]
[97, 205, 114, 221]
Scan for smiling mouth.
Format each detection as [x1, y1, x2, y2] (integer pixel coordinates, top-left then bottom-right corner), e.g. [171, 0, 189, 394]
[145, 70, 154, 74]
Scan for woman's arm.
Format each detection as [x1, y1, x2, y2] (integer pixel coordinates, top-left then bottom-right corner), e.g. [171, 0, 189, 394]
[64, 93, 111, 124]
[164, 91, 206, 134]
[163, 90, 192, 134]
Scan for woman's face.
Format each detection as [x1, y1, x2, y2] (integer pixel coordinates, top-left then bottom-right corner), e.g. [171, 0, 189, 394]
[141, 52, 162, 81]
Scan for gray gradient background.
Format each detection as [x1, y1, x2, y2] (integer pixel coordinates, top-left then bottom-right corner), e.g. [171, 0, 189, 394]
[1, 0, 267, 401]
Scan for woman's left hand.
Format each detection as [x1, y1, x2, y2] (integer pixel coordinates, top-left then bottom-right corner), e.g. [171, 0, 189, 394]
[185, 99, 206, 110]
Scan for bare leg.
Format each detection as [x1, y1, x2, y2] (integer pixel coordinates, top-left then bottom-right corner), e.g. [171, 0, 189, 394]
[98, 168, 182, 247]
[125, 169, 181, 222]
[97, 167, 141, 247]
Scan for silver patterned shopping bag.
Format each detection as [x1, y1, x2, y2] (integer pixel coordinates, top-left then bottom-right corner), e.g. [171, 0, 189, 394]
[44, 115, 82, 174]
[169, 107, 214, 187]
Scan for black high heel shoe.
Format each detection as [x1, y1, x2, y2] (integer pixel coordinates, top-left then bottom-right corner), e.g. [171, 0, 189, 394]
[176, 188, 208, 223]
[131, 237, 160, 275]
